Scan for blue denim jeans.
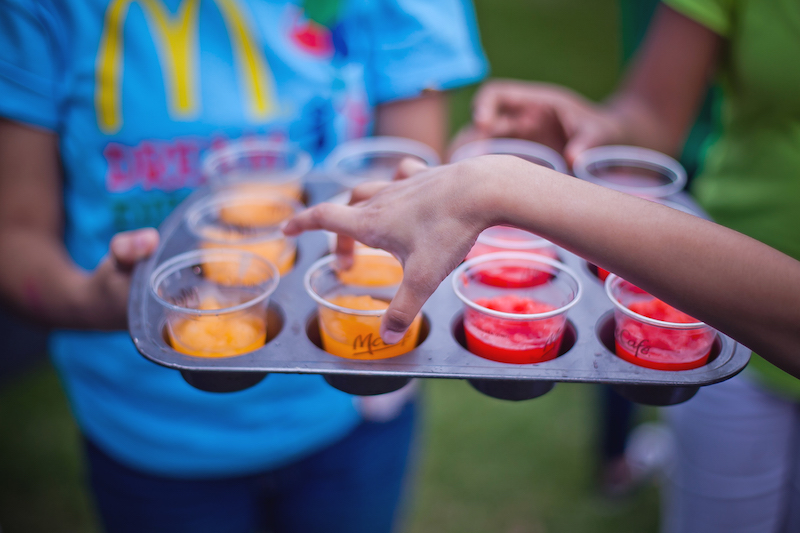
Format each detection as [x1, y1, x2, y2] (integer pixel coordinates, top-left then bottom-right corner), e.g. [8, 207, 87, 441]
[84, 401, 417, 533]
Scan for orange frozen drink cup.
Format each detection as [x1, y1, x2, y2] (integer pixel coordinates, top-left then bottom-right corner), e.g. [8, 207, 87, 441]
[151, 250, 279, 358]
[202, 140, 310, 201]
[306, 251, 421, 360]
[186, 191, 301, 277]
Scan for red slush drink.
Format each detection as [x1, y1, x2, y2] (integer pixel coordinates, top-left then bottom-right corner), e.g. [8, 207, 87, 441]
[467, 226, 557, 260]
[613, 293, 715, 370]
[467, 227, 558, 287]
[464, 295, 565, 364]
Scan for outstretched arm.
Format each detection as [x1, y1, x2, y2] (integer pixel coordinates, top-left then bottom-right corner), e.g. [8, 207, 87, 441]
[468, 5, 722, 165]
[284, 155, 800, 378]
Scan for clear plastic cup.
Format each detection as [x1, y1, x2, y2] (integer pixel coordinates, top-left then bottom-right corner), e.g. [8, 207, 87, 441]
[449, 138, 568, 173]
[151, 250, 279, 358]
[453, 252, 582, 364]
[323, 136, 440, 188]
[466, 225, 559, 262]
[202, 140, 311, 201]
[305, 250, 422, 360]
[186, 191, 301, 276]
[573, 145, 687, 198]
[605, 274, 715, 370]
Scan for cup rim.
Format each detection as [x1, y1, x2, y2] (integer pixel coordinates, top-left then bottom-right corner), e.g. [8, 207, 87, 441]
[323, 136, 441, 188]
[572, 145, 687, 197]
[475, 225, 555, 251]
[185, 190, 303, 245]
[604, 274, 708, 329]
[304, 249, 402, 317]
[452, 251, 582, 320]
[201, 139, 313, 185]
[449, 138, 568, 173]
[150, 249, 280, 315]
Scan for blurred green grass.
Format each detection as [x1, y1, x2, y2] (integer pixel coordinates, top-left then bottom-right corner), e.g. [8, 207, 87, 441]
[449, 0, 622, 132]
[407, 381, 659, 533]
[0, 363, 100, 532]
[0, 1, 662, 532]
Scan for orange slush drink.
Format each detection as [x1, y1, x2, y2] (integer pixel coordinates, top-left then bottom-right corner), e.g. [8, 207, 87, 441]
[318, 294, 422, 359]
[218, 183, 303, 227]
[198, 249, 279, 286]
[336, 254, 404, 286]
[168, 296, 266, 358]
[200, 228, 295, 276]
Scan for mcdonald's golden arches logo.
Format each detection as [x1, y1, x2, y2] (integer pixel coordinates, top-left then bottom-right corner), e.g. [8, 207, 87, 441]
[95, 0, 277, 134]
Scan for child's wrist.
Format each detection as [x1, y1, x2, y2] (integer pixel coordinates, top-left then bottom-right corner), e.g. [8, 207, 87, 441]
[472, 154, 534, 227]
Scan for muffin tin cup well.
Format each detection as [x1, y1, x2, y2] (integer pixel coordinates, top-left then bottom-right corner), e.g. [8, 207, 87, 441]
[129, 186, 750, 402]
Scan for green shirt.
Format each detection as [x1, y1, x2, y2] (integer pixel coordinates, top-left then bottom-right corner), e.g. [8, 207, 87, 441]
[666, 0, 800, 398]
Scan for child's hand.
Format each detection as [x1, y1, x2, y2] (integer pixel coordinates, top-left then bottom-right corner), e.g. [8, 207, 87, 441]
[332, 158, 429, 268]
[284, 156, 514, 344]
[472, 79, 625, 166]
[85, 228, 159, 330]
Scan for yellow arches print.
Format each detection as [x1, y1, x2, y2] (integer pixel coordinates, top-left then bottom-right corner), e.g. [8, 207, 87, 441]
[95, 0, 276, 134]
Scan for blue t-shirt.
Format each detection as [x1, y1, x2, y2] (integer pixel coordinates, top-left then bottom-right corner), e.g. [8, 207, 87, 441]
[0, 0, 486, 477]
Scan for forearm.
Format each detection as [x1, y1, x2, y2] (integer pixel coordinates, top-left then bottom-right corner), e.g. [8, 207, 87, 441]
[0, 119, 96, 328]
[0, 119, 148, 331]
[285, 155, 800, 376]
[598, 5, 721, 156]
[0, 227, 94, 328]
[374, 90, 448, 158]
[482, 156, 800, 375]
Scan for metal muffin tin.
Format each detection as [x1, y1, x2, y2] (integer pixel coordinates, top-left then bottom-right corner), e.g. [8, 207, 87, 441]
[129, 181, 750, 404]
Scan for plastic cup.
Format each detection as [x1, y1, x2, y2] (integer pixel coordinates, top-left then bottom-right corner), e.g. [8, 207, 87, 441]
[305, 250, 422, 360]
[605, 274, 715, 370]
[151, 250, 279, 358]
[466, 225, 559, 265]
[573, 145, 686, 198]
[323, 136, 440, 189]
[202, 140, 311, 201]
[186, 191, 301, 276]
[453, 252, 582, 364]
[449, 138, 568, 173]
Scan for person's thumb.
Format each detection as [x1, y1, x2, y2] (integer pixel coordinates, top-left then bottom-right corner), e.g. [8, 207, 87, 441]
[109, 228, 159, 272]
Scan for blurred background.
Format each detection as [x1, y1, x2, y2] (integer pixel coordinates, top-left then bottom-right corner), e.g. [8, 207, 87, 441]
[0, 0, 661, 531]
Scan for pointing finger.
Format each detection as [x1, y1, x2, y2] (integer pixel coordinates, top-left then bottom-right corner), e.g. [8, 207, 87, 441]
[350, 181, 388, 205]
[282, 202, 359, 237]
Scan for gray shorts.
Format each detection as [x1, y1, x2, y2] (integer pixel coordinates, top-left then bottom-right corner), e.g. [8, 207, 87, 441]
[661, 373, 800, 533]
